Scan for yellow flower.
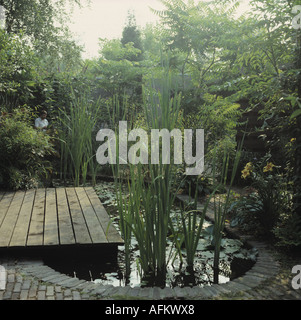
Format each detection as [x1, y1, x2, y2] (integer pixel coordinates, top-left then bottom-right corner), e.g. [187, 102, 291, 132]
[241, 168, 250, 179]
[245, 162, 252, 169]
[290, 138, 296, 143]
[241, 162, 253, 179]
[263, 162, 275, 172]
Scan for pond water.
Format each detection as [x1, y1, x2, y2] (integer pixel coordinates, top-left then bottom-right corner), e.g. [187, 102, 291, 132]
[45, 181, 257, 288]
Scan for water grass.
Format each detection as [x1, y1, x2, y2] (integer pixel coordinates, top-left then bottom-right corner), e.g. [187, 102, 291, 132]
[179, 187, 212, 269]
[210, 142, 243, 283]
[107, 95, 134, 279]
[58, 90, 101, 186]
[136, 69, 182, 279]
[108, 65, 183, 282]
[175, 135, 243, 279]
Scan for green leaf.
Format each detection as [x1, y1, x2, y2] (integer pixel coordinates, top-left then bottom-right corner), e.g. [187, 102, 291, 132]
[290, 109, 301, 120]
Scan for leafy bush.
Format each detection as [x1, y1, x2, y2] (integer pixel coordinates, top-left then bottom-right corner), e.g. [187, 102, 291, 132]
[0, 107, 54, 190]
[0, 29, 42, 109]
[177, 173, 227, 198]
[273, 212, 301, 248]
[230, 192, 266, 234]
[230, 155, 292, 237]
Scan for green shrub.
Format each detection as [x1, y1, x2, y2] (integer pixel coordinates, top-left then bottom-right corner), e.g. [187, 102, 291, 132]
[273, 212, 301, 248]
[230, 155, 292, 237]
[0, 107, 54, 190]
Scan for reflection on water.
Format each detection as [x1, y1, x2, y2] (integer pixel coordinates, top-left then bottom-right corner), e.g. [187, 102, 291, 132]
[44, 239, 255, 288]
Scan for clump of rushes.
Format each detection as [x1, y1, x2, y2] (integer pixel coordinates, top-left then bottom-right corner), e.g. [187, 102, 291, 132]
[176, 144, 242, 277]
[106, 96, 133, 280]
[58, 90, 101, 186]
[211, 143, 243, 283]
[110, 65, 182, 283]
[120, 70, 182, 282]
[178, 181, 215, 271]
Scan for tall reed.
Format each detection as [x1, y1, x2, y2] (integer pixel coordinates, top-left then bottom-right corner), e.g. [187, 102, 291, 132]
[176, 135, 243, 279]
[179, 183, 215, 269]
[58, 91, 101, 186]
[130, 69, 182, 279]
[211, 142, 243, 283]
[107, 96, 134, 279]
[109, 66, 183, 282]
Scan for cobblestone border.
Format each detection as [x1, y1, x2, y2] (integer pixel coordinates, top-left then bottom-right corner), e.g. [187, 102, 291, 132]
[13, 195, 280, 300]
[16, 240, 279, 300]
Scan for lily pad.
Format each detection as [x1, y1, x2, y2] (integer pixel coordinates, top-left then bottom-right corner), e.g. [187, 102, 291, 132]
[196, 239, 212, 251]
[199, 250, 215, 259]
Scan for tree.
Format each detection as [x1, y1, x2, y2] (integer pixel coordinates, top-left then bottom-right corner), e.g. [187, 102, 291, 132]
[121, 10, 143, 62]
[94, 38, 143, 98]
[90, 39, 144, 124]
[121, 12, 143, 61]
[151, 0, 242, 88]
[0, 0, 85, 73]
[0, 0, 82, 40]
[0, 28, 40, 108]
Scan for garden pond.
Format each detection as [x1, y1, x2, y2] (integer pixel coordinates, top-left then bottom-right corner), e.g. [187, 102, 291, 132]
[45, 181, 257, 288]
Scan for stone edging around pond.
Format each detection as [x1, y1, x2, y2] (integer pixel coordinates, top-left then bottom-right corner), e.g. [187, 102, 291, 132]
[17, 194, 281, 300]
[17, 240, 280, 300]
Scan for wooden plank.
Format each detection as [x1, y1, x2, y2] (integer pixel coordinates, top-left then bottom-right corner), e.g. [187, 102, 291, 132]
[75, 187, 108, 244]
[0, 191, 15, 229]
[65, 187, 92, 245]
[0, 187, 123, 249]
[10, 189, 36, 247]
[0, 191, 25, 247]
[43, 188, 59, 246]
[84, 187, 123, 244]
[56, 188, 75, 245]
[27, 188, 46, 246]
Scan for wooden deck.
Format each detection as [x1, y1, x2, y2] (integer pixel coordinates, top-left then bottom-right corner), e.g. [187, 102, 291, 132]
[0, 187, 123, 250]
